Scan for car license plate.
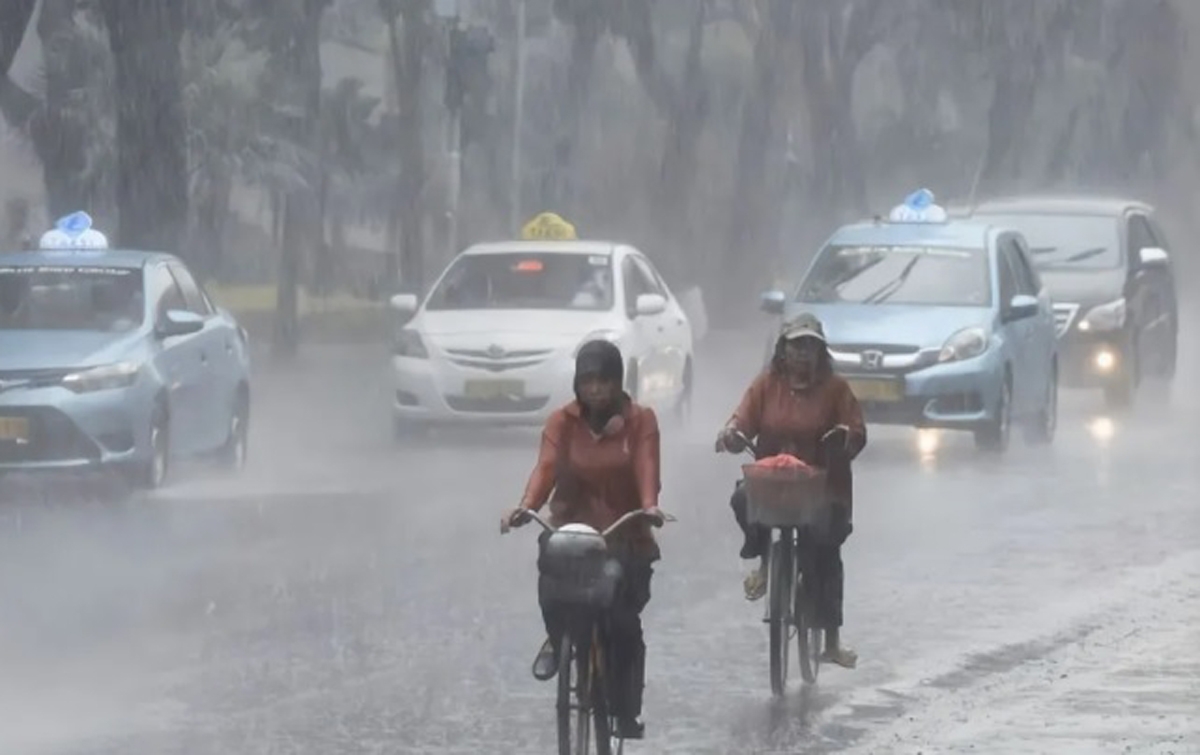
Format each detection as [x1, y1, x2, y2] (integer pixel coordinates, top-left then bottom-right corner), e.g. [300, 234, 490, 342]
[0, 416, 30, 442]
[463, 379, 525, 400]
[847, 378, 903, 403]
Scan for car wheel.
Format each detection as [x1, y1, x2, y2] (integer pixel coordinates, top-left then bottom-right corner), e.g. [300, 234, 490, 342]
[131, 407, 169, 490]
[670, 361, 693, 431]
[392, 415, 428, 445]
[218, 393, 249, 471]
[625, 361, 640, 401]
[974, 377, 1011, 453]
[1024, 365, 1057, 445]
[1104, 342, 1137, 410]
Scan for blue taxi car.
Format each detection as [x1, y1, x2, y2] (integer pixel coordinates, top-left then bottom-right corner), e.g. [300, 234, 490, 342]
[761, 190, 1059, 452]
[0, 213, 251, 488]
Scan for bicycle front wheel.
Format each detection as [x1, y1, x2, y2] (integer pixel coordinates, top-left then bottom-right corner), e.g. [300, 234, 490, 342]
[795, 580, 821, 684]
[768, 537, 795, 696]
[557, 633, 591, 755]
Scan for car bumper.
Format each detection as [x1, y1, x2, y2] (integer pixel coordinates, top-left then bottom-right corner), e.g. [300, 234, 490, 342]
[391, 353, 577, 426]
[0, 385, 153, 473]
[844, 351, 1004, 430]
[1057, 331, 1131, 388]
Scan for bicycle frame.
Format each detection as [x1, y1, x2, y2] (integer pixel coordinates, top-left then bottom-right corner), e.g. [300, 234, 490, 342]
[510, 508, 674, 755]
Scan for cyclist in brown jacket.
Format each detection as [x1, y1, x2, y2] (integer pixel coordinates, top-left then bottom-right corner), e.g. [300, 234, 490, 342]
[502, 339, 665, 739]
[716, 312, 866, 668]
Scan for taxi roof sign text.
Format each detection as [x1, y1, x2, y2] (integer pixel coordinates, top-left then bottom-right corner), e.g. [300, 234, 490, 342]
[520, 212, 577, 241]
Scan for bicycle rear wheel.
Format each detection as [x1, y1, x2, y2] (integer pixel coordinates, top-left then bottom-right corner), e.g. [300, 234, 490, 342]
[768, 537, 795, 696]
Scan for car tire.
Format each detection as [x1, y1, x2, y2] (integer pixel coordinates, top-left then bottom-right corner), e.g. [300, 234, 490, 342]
[218, 392, 249, 471]
[392, 415, 427, 444]
[131, 406, 170, 490]
[625, 361, 640, 401]
[975, 376, 1011, 453]
[1024, 365, 1057, 445]
[669, 361, 693, 431]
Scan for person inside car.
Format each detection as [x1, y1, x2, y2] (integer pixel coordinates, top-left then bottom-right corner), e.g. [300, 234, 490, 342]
[501, 339, 666, 739]
[715, 312, 866, 668]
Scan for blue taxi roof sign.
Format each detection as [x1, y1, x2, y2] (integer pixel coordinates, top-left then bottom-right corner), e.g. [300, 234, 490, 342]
[39, 211, 109, 251]
[887, 188, 947, 224]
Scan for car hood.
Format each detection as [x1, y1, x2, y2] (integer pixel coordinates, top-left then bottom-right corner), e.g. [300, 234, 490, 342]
[417, 309, 616, 340]
[787, 303, 992, 349]
[0, 330, 143, 372]
[1037, 269, 1125, 308]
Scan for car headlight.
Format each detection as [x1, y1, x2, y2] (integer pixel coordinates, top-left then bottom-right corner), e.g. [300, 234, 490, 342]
[393, 329, 429, 359]
[1078, 297, 1126, 332]
[61, 362, 141, 393]
[938, 327, 988, 363]
[573, 330, 621, 356]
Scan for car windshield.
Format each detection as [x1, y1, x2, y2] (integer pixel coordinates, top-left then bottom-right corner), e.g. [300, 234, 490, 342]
[425, 252, 614, 311]
[0, 265, 145, 332]
[976, 213, 1122, 270]
[799, 244, 992, 307]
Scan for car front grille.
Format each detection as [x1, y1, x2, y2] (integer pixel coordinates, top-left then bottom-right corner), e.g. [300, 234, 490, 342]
[0, 406, 102, 463]
[0, 368, 73, 392]
[1052, 303, 1079, 338]
[443, 348, 554, 373]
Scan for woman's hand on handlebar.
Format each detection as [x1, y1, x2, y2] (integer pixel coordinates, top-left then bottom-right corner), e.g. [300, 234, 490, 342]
[499, 506, 530, 534]
[715, 426, 746, 454]
[642, 506, 667, 528]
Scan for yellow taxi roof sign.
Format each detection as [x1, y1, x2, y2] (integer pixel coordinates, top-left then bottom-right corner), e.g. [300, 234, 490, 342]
[520, 212, 577, 241]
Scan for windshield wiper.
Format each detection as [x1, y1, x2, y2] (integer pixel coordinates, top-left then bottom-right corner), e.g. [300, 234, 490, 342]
[1063, 247, 1107, 263]
[862, 255, 922, 305]
[1030, 246, 1058, 255]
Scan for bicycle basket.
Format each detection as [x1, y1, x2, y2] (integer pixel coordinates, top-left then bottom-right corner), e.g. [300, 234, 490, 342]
[538, 529, 621, 609]
[741, 464, 830, 529]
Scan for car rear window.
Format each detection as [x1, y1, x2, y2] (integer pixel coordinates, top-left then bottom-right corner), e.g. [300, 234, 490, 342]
[799, 244, 992, 307]
[425, 252, 614, 311]
[0, 264, 145, 332]
[976, 213, 1122, 270]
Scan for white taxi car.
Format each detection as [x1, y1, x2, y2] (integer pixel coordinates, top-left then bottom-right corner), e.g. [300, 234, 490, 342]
[387, 240, 694, 435]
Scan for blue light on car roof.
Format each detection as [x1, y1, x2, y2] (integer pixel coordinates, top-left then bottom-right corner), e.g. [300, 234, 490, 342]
[888, 188, 948, 224]
[38, 211, 110, 251]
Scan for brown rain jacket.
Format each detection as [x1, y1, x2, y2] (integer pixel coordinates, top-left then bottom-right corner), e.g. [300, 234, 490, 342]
[520, 398, 661, 560]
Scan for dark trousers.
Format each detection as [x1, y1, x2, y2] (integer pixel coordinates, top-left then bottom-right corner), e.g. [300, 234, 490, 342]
[730, 482, 846, 629]
[538, 536, 654, 720]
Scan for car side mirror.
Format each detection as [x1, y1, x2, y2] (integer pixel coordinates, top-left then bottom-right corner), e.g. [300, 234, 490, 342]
[634, 293, 667, 317]
[1137, 246, 1169, 267]
[760, 289, 786, 315]
[1006, 294, 1039, 322]
[156, 309, 204, 338]
[389, 293, 419, 317]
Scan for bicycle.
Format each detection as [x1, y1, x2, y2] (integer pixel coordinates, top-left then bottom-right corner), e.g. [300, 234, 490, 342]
[508, 507, 675, 755]
[721, 430, 830, 694]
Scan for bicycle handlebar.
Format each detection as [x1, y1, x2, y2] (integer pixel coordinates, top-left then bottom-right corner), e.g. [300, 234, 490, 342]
[511, 507, 676, 538]
[719, 428, 759, 459]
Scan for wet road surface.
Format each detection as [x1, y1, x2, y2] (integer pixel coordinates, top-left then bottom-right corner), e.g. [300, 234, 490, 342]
[1, 333, 1198, 754]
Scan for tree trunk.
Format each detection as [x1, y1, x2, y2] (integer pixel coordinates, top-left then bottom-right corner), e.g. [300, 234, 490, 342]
[272, 1, 325, 359]
[31, 0, 90, 219]
[385, 1, 428, 295]
[655, 1, 708, 286]
[102, 0, 188, 253]
[719, 0, 795, 325]
[0, 0, 37, 127]
[547, 13, 601, 218]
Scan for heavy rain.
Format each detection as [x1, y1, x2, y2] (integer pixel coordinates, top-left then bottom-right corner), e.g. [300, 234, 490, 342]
[0, 1, 1197, 753]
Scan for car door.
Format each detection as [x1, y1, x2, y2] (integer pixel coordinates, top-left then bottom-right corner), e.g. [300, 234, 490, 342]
[168, 261, 231, 450]
[147, 263, 206, 455]
[619, 254, 666, 401]
[996, 238, 1035, 414]
[1126, 213, 1174, 370]
[630, 254, 688, 399]
[1010, 235, 1056, 402]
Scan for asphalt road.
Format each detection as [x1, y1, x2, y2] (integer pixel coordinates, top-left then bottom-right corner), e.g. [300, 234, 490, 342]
[1, 330, 1197, 755]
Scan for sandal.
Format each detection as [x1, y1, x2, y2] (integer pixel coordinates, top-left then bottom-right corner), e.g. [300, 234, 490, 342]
[743, 568, 767, 601]
[821, 645, 858, 669]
